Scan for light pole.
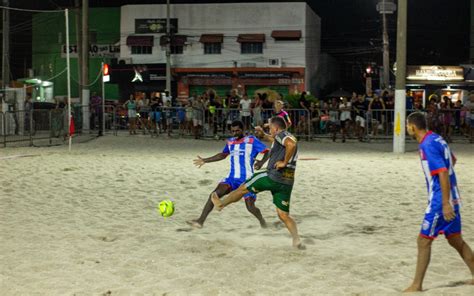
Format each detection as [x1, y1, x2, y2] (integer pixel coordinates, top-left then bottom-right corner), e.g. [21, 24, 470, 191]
[82, 0, 90, 130]
[165, 0, 171, 98]
[2, 0, 10, 91]
[376, 0, 396, 89]
[393, 0, 407, 153]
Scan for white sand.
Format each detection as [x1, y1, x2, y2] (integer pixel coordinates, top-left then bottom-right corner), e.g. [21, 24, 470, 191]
[1, 136, 473, 295]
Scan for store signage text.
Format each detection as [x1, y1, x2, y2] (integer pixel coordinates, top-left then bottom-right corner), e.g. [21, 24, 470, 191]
[407, 66, 464, 81]
[61, 44, 120, 58]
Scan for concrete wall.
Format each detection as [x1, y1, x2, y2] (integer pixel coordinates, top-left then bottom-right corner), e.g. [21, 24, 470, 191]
[120, 3, 318, 70]
[304, 4, 321, 94]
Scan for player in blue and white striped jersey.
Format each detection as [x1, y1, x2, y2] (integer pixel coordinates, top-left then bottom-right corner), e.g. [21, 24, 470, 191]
[187, 120, 269, 229]
[404, 112, 474, 292]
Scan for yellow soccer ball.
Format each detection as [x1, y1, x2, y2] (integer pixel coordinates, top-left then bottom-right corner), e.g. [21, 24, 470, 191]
[158, 200, 175, 218]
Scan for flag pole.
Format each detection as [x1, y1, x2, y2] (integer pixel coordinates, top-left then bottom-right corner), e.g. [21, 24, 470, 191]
[65, 8, 72, 151]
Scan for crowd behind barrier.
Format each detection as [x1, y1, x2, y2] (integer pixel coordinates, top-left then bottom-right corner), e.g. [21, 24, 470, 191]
[2, 92, 473, 147]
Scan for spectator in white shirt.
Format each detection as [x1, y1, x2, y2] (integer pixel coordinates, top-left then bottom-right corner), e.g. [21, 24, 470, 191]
[239, 95, 252, 132]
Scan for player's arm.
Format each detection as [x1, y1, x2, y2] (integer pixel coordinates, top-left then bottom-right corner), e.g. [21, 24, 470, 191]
[254, 126, 274, 143]
[439, 170, 455, 221]
[254, 149, 270, 170]
[274, 136, 296, 169]
[285, 114, 292, 128]
[193, 153, 228, 168]
[282, 137, 296, 165]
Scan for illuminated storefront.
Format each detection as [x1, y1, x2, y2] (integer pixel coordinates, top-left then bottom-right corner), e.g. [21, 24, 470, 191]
[406, 66, 472, 106]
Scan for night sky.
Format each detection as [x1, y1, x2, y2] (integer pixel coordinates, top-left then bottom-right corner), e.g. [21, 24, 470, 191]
[6, 0, 471, 91]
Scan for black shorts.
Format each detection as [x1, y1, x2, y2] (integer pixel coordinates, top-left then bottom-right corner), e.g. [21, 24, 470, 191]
[139, 112, 149, 119]
[241, 116, 251, 126]
[341, 119, 351, 129]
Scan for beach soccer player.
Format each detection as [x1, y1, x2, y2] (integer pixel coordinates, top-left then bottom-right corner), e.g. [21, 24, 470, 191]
[404, 112, 474, 292]
[211, 116, 304, 249]
[187, 120, 269, 228]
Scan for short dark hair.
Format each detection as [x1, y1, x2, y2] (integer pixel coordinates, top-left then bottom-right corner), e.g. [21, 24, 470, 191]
[230, 120, 244, 129]
[270, 116, 287, 130]
[407, 112, 427, 130]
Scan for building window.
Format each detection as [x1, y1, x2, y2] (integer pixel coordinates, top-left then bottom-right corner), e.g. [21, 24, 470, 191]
[171, 45, 184, 54]
[241, 42, 263, 54]
[170, 45, 184, 54]
[131, 46, 152, 55]
[204, 43, 222, 54]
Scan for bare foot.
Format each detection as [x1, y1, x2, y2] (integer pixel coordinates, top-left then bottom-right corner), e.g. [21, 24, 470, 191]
[211, 192, 224, 211]
[403, 284, 422, 293]
[186, 220, 203, 229]
[466, 279, 474, 285]
[293, 238, 306, 250]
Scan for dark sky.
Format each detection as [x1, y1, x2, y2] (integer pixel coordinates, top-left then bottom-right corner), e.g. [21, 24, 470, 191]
[7, 0, 471, 88]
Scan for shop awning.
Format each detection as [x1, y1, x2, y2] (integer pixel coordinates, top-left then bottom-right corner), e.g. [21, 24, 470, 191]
[271, 30, 302, 40]
[160, 35, 187, 46]
[126, 35, 154, 46]
[237, 34, 265, 43]
[199, 34, 224, 43]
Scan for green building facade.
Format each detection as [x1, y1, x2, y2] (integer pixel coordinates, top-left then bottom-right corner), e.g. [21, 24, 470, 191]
[32, 8, 120, 100]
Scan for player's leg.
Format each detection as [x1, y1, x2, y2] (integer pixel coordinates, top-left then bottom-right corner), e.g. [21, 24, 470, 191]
[404, 236, 433, 292]
[211, 183, 249, 210]
[187, 183, 231, 228]
[447, 235, 474, 283]
[244, 196, 267, 228]
[211, 172, 269, 211]
[275, 207, 303, 249]
[272, 185, 304, 250]
[445, 213, 474, 284]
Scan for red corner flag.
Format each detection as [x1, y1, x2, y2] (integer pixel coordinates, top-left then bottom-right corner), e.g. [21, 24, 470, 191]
[69, 115, 75, 136]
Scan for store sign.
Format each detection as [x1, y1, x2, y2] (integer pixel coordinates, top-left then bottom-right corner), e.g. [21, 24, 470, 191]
[135, 19, 178, 34]
[150, 74, 166, 81]
[186, 78, 232, 85]
[61, 44, 120, 58]
[238, 73, 292, 79]
[407, 66, 464, 81]
[109, 64, 168, 84]
[278, 78, 304, 85]
[186, 73, 232, 78]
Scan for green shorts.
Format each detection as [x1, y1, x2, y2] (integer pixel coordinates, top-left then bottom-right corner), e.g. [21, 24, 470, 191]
[245, 172, 293, 212]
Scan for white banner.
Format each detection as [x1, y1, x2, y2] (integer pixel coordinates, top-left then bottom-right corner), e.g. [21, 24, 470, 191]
[61, 44, 120, 58]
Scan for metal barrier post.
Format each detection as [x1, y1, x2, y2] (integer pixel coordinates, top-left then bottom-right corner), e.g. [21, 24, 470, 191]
[29, 109, 33, 146]
[366, 110, 372, 143]
[113, 106, 118, 136]
[49, 109, 52, 145]
[2, 113, 5, 148]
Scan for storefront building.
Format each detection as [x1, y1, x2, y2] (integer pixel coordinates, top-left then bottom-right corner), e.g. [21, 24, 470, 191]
[117, 2, 320, 101]
[406, 65, 473, 107]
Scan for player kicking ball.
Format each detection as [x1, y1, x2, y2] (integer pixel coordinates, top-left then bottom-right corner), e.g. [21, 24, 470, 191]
[211, 116, 304, 249]
[187, 120, 269, 228]
[404, 112, 474, 292]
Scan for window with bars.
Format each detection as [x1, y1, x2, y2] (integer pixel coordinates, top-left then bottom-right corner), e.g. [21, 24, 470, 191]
[131, 46, 152, 55]
[204, 43, 222, 54]
[241, 42, 263, 54]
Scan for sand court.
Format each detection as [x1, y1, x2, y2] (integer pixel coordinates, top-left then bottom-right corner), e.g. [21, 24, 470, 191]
[1, 136, 473, 295]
